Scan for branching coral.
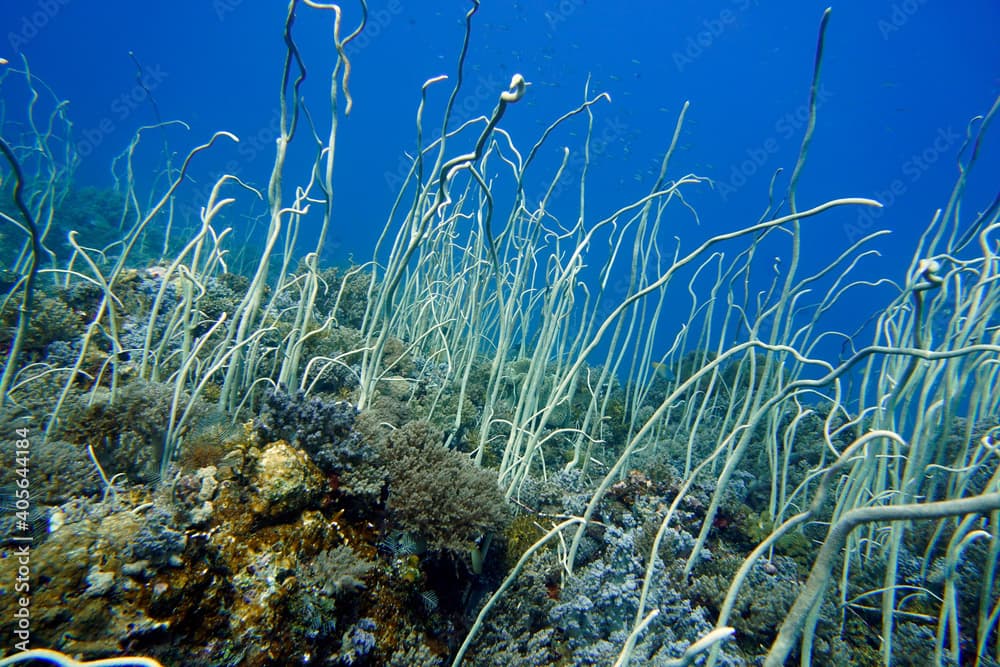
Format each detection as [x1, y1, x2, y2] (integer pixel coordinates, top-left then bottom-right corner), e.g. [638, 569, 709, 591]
[381, 420, 510, 555]
[256, 387, 370, 476]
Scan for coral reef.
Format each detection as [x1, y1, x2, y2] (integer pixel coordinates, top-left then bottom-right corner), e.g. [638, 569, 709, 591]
[1, 7, 996, 666]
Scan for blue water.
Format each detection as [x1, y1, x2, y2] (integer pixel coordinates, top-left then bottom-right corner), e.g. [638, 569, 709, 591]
[5, 0, 999, 341]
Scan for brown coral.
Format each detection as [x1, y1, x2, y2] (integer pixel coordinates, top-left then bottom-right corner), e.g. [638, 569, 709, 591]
[381, 420, 510, 554]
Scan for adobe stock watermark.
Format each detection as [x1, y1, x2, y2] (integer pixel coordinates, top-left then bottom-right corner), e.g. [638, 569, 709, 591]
[7, 0, 72, 52]
[345, 0, 403, 57]
[673, 0, 758, 73]
[844, 125, 960, 243]
[10, 423, 35, 652]
[877, 0, 930, 40]
[716, 83, 833, 202]
[544, 0, 586, 31]
[382, 72, 506, 192]
[537, 114, 631, 204]
[213, 0, 245, 21]
[175, 107, 282, 225]
[75, 64, 169, 159]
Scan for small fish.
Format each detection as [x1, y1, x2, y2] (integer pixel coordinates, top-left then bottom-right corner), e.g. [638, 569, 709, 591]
[651, 362, 674, 380]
